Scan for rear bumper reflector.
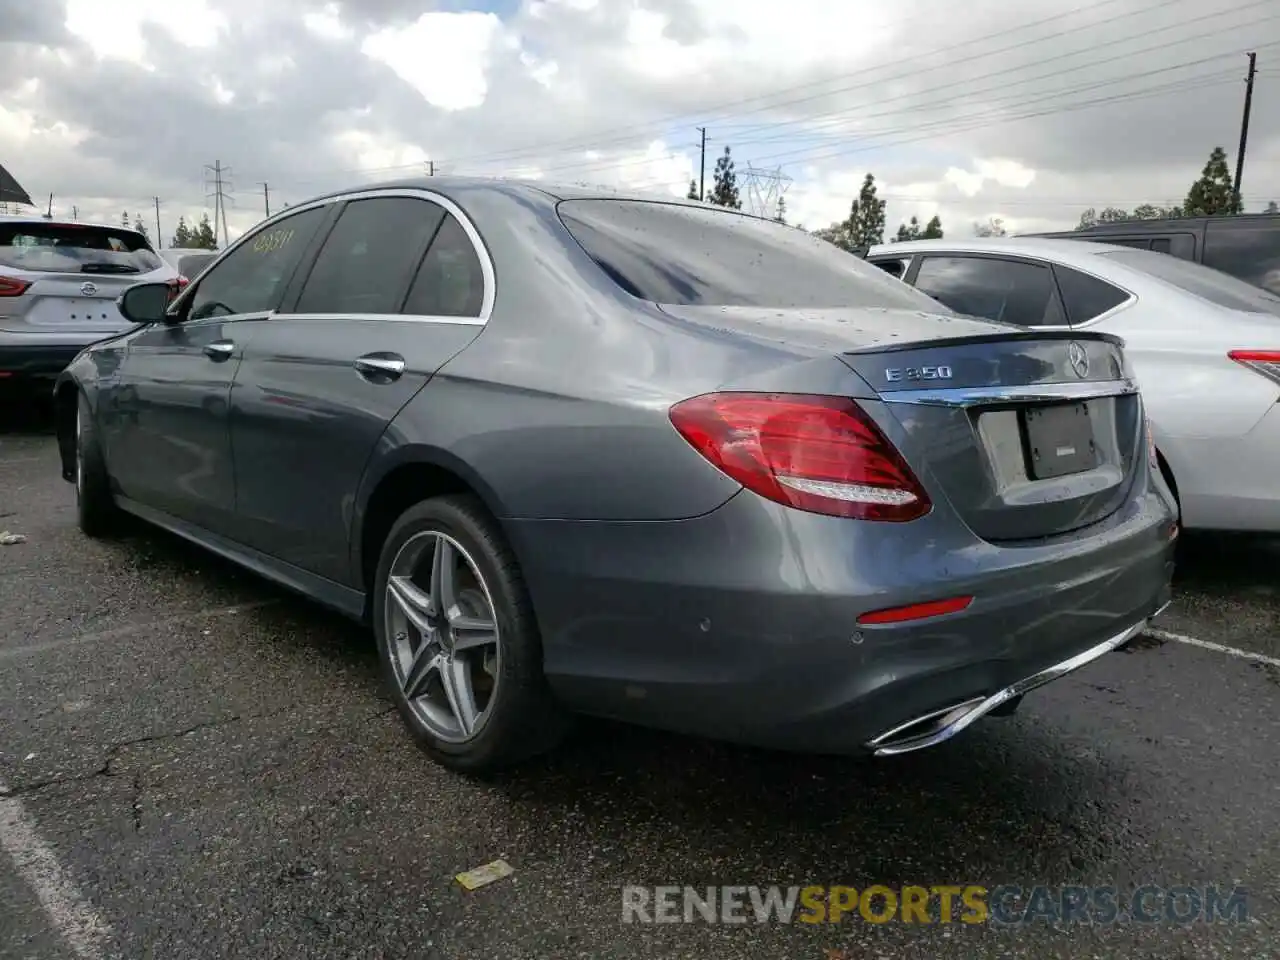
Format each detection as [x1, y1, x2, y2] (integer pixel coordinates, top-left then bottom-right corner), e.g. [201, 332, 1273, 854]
[856, 595, 973, 626]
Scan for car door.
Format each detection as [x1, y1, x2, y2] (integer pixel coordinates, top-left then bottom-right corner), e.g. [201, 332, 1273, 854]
[227, 189, 491, 585]
[907, 254, 1068, 327]
[102, 204, 331, 532]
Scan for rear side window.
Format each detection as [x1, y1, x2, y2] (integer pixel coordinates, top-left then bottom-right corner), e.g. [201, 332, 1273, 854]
[0, 223, 162, 275]
[869, 257, 908, 279]
[556, 199, 938, 310]
[1053, 266, 1129, 324]
[1150, 238, 1172, 254]
[187, 206, 327, 320]
[1204, 219, 1280, 296]
[402, 214, 486, 318]
[1099, 247, 1280, 316]
[294, 197, 445, 315]
[912, 256, 1066, 327]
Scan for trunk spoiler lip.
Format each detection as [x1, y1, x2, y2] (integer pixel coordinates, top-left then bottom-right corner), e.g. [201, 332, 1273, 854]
[840, 328, 1125, 356]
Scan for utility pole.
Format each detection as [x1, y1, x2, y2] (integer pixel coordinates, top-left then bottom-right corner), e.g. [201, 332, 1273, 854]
[204, 160, 233, 247]
[153, 197, 162, 246]
[259, 182, 271, 218]
[697, 127, 707, 201]
[72, 205, 78, 220]
[1233, 51, 1257, 212]
[46, 193, 53, 218]
[426, 160, 435, 176]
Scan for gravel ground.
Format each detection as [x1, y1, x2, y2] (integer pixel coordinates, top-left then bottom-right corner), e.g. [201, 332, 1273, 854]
[1, 399, 1277, 960]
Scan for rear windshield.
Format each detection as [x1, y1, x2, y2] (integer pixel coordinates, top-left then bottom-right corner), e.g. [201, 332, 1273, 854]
[556, 198, 945, 311]
[1099, 247, 1280, 316]
[0, 223, 163, 275]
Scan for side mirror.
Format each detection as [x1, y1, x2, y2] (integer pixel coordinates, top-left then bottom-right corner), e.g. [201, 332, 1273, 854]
[117, 282, 172, 325]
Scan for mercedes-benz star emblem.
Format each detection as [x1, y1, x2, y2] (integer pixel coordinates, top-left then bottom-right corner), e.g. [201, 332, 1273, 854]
[80, 282, 98, 297]
[1067, 340, 1089, 379]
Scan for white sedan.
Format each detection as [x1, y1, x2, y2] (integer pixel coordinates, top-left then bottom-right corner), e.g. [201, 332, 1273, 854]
[866, 237, 1280, 533]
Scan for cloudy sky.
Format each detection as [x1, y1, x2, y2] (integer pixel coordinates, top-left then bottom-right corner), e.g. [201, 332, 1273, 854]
[2, 0, 1278, 246]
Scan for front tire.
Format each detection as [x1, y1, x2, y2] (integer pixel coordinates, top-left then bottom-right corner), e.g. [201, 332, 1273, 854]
[74, 392, 120, 538]
[372, 494, 567, 774]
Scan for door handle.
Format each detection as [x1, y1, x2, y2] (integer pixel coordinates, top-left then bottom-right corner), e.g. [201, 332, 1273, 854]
[354, 352, 406, 381]
[204, 340, 235, 361]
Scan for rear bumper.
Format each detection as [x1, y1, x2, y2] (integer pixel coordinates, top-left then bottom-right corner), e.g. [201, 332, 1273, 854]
[0, 341, 87, 380]
[506, 482, 1177, 755]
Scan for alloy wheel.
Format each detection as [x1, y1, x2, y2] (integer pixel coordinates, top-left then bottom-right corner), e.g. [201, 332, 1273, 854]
[384, 531, 501, 743]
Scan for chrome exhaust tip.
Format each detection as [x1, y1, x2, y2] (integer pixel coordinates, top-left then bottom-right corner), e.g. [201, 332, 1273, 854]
[866, 617, 1150, 758]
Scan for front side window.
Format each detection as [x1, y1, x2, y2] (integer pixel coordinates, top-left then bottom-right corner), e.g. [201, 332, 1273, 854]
[556, 199, 939, 311]
[186, 206, 328, 320]
[293, 197, 446, 315]
[912, 256, 1066, 327]
[0, 223, 162, 275]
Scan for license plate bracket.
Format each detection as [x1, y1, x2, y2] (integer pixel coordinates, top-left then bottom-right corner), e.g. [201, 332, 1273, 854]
[1020, 401, 1097, 480]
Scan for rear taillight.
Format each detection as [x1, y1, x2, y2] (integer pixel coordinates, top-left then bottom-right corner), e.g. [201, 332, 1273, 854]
[0, 276, 30, 297]
[668, 392, 931, 522]
[1228, 350, 1280, 386]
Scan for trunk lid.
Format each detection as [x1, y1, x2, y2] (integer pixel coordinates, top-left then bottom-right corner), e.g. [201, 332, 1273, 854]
[6, 273, 159, 333]
[840, 330, 1139, 542]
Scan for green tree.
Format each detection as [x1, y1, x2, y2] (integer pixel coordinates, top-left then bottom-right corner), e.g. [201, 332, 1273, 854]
[1184, 146, 1241, 216]
[849, 173, 885, 248]
[894, 216, 922, 242]
[773, 196, 786, 224]
[120, 210, 130, 228]
[192, 213, 218, 250]
[708, 146, 741, 209]
[686, 179, 699, 201]
[1097, 207, 1130, 223]
[973, 216, 1007, 237]
[171, 216, 193, 247]
[132, 214, 149, 240]
[921, 214, 943, 239]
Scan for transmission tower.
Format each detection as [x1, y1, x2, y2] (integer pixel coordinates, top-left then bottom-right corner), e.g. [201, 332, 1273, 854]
[203, 160, 235, 248]
[740, 165, 792, 220]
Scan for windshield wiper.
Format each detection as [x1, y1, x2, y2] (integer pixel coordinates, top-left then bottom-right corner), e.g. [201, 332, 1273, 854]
[80, 263, 140, 274]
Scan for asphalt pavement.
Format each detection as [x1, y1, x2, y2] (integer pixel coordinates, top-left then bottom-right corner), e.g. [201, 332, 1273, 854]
[1, 397, 1277, 960]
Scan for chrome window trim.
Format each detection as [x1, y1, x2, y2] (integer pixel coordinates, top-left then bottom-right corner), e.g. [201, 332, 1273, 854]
[903, 249, 1138, 330]
[884, 378, 1139, 408]
[268, 312, 486, 327]
[169, 186, 495, 323]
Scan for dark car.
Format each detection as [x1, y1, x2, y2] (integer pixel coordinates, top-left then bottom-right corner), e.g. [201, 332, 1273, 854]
[1022, 213, 1280, 296]
[53, 179, 1177, 773]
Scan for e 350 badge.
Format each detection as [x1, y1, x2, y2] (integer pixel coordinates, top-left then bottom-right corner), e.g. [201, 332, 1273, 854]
[884, 365, 953, 383]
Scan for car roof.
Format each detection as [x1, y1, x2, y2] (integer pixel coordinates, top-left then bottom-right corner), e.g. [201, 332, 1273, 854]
[293, 175, 779, 221]
[0, 213, 142, 233]
[867, 236, 1140, 267]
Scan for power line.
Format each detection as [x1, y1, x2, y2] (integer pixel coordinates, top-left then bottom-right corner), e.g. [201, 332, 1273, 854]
[236, 0, 1201, 187]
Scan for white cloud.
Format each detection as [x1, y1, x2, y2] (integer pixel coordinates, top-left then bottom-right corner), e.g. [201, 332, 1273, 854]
[302, 3, 354, 42]
[64, 0, 228, 67]
[361, 12, 503, 112]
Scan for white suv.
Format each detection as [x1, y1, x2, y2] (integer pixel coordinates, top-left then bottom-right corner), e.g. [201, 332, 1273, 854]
[0, 215, 179, 385]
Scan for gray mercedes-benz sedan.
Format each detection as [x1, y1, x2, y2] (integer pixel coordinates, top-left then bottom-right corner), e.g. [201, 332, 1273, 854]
[52, 178, 1177, 773]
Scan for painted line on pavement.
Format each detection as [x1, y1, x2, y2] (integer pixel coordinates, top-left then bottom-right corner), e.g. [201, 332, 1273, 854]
[0, 781, 109, 959]
[1145, 627, 1280, 668]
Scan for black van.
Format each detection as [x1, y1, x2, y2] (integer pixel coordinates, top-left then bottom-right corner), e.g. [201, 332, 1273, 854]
[1022, 214, 1280, 296]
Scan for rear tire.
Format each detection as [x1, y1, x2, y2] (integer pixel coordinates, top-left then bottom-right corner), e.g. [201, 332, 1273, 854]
[372, 494, 568, 775]
[74, 392, 120, 538]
